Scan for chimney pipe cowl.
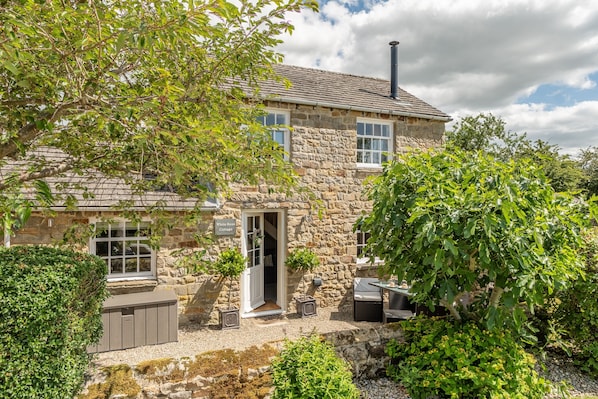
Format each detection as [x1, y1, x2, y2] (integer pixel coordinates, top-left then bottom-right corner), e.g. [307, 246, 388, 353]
[389, 41, 400, 99]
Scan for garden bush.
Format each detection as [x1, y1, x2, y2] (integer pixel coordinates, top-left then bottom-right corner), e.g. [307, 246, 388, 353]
[386, 317, 550, 399]
[271, 335, 360, 399]
[550, 229, 598, 376]
[0, 246, 108, 398]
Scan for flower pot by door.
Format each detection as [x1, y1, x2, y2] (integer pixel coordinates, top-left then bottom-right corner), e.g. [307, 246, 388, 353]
[296, 296, 317, 318]
[220, 308, 240, 330]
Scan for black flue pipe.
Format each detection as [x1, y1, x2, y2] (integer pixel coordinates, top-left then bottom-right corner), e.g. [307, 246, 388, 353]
[389, 41, 400, 99]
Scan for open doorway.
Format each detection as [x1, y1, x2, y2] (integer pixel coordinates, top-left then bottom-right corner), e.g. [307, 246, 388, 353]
[241, 210, 286, 317]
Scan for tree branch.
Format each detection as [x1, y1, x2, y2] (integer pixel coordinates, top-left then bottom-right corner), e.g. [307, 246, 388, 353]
[489, 285, 504, 308]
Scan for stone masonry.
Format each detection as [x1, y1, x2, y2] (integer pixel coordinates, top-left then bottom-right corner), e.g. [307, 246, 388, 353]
[12, 102, 443, 327]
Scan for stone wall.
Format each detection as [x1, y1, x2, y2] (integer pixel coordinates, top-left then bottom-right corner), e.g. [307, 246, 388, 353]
[78, 325, 404, 399]
[208, 103, 444, 317]
[11, 103, 444, 326]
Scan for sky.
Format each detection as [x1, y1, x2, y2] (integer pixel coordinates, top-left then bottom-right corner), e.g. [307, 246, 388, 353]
[277, 0, 598, 155]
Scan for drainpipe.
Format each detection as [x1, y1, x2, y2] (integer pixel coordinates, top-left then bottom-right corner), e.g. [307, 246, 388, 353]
[389, 41, 400, 99]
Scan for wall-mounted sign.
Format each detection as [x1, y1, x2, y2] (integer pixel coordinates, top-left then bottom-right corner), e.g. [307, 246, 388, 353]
[214, 219, 236, 236]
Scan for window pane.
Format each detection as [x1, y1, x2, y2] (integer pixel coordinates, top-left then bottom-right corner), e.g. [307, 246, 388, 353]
[97, 228, 109, 239]
[125, 226, 139, 237]
[276, 113, 286, 124]
[372, 139, 380, 151]
[110, 227, 123, 238]
[381, 139, 389, 151]
[357, 122, 364, 135]
[96, 242, 109, 257]
[382, 153, 388, 163]
[357, 152, 363, 163]
[365, 123, 373, 136]
[374, 124, 381, 136]
[272, 130, 284, 146]
[111, 259, 123, 274]
[373, 152, 380, 164]
[125, 258, 138, 273]
[139, 258, 152, 272]
[363, 138, 371, 150]
[266, 113, 275, 126]
[111, 242, 124, 255]
[362, 152, 371, 163]
[382, 125, 390, 137]
[130, 242, 152, 255]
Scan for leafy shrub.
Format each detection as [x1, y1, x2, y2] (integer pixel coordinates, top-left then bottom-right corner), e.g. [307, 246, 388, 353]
[285, 247, 320, 296]
[0, 246, 108, 398]
[212, 247, 246, 279]
[271, 335, 359, 399]
[212, 248, 246, 309]
[550, 228, 598, 376]
[285, 247, 320, 273]
[386, 317, 550, 399]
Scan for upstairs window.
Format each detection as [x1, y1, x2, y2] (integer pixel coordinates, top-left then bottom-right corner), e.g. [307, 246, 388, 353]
[90, 220, 155, 280]
[357, 119, 392, 167]
[257, 110, 290, 158]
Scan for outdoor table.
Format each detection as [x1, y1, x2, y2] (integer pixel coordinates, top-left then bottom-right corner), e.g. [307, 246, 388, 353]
[369, 281, 417, 322]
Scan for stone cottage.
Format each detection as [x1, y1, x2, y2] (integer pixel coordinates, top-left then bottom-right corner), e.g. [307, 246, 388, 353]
[7, 47, 450, 348]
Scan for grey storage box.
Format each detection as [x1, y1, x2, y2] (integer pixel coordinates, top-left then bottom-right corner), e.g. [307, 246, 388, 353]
[89, 290, 178, 353]
[353, 277, 383, 322]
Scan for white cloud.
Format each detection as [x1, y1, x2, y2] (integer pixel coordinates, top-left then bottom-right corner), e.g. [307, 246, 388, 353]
[278, 0, 598, 154]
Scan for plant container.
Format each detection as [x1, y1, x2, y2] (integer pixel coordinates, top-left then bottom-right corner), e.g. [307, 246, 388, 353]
[219, 308, 240, 330]
[295, 296, 317, 318]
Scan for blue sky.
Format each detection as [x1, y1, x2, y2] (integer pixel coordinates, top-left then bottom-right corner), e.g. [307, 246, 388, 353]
[518, 71, 598, 109]
[278, 0, 598, 155]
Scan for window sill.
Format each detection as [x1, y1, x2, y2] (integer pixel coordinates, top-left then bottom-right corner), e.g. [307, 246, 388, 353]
[356, 166, 383, 178]
[107, 278, 158, 295]
[356, 163, 384, 170]
[356, 259, 384, 271]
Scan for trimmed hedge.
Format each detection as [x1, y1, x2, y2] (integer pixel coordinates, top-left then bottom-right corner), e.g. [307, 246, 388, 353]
[0, 246, 108, 398]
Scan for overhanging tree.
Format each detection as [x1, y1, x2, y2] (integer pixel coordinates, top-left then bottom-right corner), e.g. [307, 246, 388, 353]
[0, 0, 317, 235]
[358, 149, 594, 334]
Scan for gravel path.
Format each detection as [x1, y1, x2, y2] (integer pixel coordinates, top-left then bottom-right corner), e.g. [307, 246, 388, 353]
[91, 308, 598, 398]
[92, 307, 378, 367]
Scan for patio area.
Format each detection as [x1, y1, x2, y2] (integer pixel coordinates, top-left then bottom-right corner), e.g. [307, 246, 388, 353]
[91, 306, 381, 368]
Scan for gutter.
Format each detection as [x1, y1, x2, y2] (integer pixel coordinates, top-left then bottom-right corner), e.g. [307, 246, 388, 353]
[48, 201, 221, 213]
[265, 96, 453, 122]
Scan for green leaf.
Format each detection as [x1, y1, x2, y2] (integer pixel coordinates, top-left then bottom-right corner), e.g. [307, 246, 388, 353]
[2, 61, 19, 76]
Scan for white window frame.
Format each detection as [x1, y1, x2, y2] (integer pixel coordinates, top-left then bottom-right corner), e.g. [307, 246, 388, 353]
[89, 219, 156, 281]
[356, 229, 383, 266]
[356, 118, 393, 167]
[257, 109, 291, 159]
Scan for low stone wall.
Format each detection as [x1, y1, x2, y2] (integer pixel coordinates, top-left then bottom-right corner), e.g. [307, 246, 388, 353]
[326, 323, 404, 379]
[78, 324, 404, 399]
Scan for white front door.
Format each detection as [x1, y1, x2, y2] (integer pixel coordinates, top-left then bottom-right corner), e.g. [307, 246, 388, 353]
[243, 214, 265, 312]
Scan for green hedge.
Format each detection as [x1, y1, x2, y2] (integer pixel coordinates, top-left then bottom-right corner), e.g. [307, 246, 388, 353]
[0, 246, 108, 398]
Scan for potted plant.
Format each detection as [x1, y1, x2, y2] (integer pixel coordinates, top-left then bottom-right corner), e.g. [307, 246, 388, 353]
[285, 247, 320, 317]
[212, 248, 246, 329]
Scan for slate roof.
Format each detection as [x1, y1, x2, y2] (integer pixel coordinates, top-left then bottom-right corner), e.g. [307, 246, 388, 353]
[4, 65, 448, 212]
[2, 148, 218, 211]
[258, 64, 451, 121]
